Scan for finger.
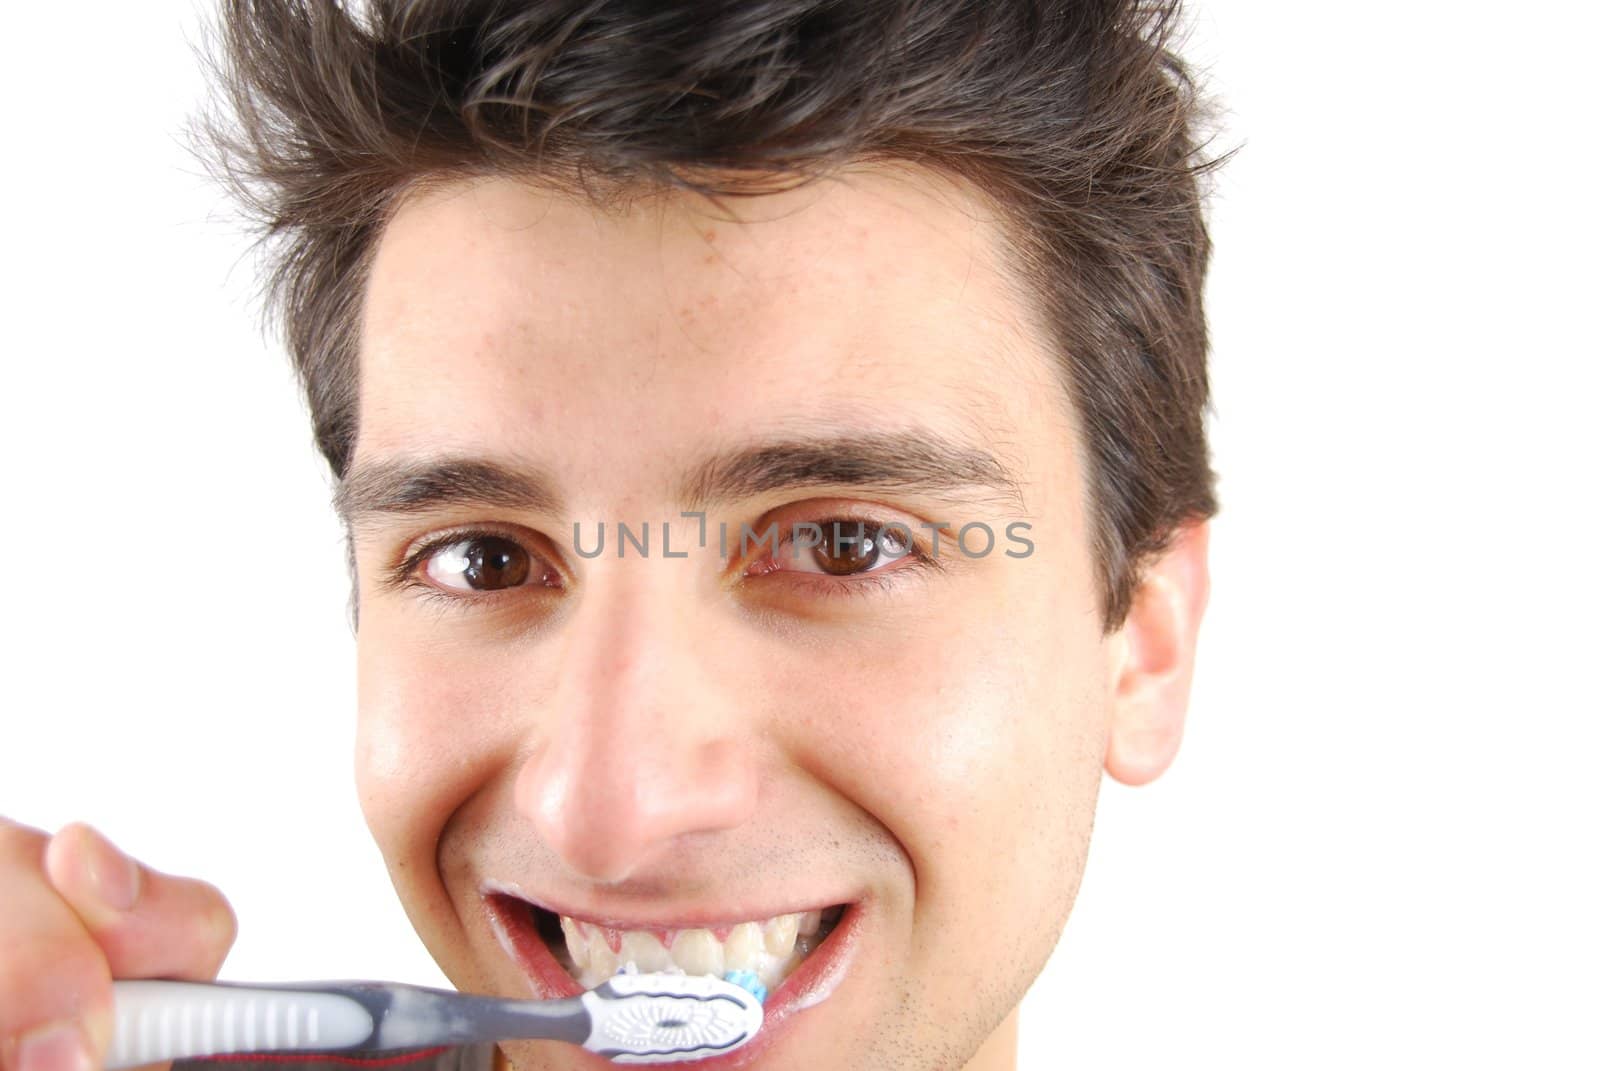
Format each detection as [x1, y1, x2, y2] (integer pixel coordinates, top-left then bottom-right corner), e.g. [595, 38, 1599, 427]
[0, 818, 111, 1071]
[42, 824, 237, 985]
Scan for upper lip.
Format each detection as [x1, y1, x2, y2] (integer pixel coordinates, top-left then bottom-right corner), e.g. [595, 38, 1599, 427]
[482, 879, 851, 931]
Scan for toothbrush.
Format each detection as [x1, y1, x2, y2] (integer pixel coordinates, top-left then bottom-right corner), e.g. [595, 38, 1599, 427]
[106, 971, 764, 1067]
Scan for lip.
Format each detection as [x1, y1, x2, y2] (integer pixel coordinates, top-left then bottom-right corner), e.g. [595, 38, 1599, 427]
[481, 879, 848, 932]
[482, 888, 867, 1070]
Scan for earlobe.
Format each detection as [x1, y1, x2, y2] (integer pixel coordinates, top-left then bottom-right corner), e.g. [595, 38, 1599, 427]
[1105, 520, 1212, 786]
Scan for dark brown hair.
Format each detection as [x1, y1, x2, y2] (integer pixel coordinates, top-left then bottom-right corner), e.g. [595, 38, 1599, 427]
[195, 0, 1228, 632]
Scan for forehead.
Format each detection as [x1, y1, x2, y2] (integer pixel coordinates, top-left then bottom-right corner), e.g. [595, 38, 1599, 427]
[356, 165, 1065, 499]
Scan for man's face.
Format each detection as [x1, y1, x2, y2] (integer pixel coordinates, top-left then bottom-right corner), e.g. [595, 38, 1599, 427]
[347, 166, 1116, 1070]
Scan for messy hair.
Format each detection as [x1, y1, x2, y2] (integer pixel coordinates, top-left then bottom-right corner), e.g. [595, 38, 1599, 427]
[195, 0, 1228, 632]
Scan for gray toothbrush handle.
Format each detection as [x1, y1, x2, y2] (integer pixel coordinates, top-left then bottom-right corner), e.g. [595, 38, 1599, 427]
[107, 980, 379, 1069]
[107, 979, 593, 1069]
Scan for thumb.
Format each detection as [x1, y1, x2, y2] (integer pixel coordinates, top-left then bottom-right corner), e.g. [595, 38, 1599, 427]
[43, 823, 237, 983]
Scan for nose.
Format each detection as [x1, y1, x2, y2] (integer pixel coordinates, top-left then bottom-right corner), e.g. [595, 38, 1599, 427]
[513, 565, 759, 884]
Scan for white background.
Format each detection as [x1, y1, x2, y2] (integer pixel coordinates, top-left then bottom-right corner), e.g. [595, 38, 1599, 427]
[2, 2, 1595, 1068]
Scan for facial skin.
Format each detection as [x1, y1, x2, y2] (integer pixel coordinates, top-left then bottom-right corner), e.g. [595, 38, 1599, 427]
[346, 164, 1209, 1070]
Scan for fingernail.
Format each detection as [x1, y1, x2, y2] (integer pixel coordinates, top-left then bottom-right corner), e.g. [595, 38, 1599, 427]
[15, 1022, 91, 1071]
[81, 827, 140, 912]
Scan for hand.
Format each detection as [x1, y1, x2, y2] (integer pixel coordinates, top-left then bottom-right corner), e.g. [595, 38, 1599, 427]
[0, 818, 237, 1071]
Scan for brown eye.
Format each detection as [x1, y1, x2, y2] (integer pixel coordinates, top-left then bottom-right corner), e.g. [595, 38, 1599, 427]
[805, 521, 912, 576]
[423, 535, 533, 592]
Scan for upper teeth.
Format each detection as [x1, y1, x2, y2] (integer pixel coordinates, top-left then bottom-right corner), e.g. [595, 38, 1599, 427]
[558, 909, 829, 991]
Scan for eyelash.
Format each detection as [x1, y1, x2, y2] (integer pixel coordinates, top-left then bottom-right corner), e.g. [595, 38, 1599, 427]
[384, 526, 542, 611]
[385, 518, 944, 612]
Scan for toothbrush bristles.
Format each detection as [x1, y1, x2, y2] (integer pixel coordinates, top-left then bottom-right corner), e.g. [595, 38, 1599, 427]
[610, 959, 768, 1004]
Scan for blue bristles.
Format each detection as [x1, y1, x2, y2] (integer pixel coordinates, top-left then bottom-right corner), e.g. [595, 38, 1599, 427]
[722, 969, 767, 1004]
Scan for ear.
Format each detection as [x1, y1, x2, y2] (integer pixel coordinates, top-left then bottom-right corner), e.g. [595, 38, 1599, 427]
[1105, 520, 1212, 786]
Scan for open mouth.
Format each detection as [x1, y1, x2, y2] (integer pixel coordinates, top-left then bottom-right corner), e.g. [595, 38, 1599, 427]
[485, 890, 849, 998]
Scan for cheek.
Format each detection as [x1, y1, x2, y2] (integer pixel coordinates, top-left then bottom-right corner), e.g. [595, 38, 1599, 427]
[353, 621, 528, 858]
[903, 619, 1100, 838]
[771, 568, 1111, 892]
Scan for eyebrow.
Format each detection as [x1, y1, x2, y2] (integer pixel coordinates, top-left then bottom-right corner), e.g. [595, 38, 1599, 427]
[335, 430, 1027, 530]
